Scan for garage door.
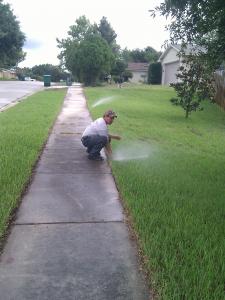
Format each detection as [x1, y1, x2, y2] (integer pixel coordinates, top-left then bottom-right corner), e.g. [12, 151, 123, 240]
[164, 61, 179, 85]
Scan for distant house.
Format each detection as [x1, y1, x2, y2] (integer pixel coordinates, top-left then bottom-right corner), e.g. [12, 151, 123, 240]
[159, 44, 204, 85]
[126, 62, 149, 83]
[0, 68, 17, 80]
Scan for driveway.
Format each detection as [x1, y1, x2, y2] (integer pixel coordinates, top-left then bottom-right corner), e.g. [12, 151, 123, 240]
[0, 81, 44, 110]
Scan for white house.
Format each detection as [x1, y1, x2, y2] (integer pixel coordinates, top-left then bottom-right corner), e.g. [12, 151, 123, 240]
[126, 62, 149, 83]
[159, 44, 205, 85]
[0, 68, 17, 80]
[158, 44, 181, 85]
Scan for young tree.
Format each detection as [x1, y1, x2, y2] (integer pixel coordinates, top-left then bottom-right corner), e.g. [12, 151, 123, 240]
[170, 50, 215, 118]
[0, 0, 26, 68]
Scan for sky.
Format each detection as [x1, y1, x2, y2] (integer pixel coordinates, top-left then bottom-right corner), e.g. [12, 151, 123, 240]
[6, 0, 170, 68]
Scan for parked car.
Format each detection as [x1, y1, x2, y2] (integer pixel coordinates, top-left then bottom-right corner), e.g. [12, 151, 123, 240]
[24, 77, 36, 81]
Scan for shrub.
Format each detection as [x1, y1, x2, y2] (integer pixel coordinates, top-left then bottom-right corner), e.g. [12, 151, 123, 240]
[148, 62, 162, 84]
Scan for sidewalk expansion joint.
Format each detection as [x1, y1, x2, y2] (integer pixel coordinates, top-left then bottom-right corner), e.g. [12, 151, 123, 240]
[36, 172, 112, 175]
[14, 220, 124, 226]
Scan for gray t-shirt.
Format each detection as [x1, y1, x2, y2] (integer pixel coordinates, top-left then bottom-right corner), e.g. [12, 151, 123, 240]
[82, 117, 108, 138]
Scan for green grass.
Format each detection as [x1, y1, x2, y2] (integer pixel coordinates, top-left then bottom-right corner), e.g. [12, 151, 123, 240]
[84, 84, 225, 299]
[0, 89, 66, 238]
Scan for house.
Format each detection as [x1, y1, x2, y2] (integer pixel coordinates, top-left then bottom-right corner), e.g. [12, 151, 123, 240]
[0, 68, 17, 80]
[158, 44, 181, 85]
[126, 62, 149, 83]
[159, 44, 203, 85]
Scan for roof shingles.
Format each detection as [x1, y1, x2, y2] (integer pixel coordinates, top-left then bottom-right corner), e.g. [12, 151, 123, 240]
[127, 62, 149, 72]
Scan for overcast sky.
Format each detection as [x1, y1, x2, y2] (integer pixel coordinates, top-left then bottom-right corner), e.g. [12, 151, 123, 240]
[6, 0, 170, 67]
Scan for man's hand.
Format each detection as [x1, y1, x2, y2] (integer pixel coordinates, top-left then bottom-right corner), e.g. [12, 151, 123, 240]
[110, 134, 121, 140]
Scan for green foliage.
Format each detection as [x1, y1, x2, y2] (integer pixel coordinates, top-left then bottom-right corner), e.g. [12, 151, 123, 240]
[98, 16, 117, 46]
[154, 0, 225, 68]
[67, 15, 97, 43]
[0, 0, 26, 68]
[111, 60, 132, 82]
[122, 70, 133, 82]
[16, 65, 69, 82]
[98, 16, 120, 56]
[121, 46, 160, 63]
[72, 35, 114, 85]
[170, 50, 215, 118]
[31, 64, 69, 82]
[148, 62, 162, 84]
[57, 16, 115, 86]
[111, 60, 127, 76]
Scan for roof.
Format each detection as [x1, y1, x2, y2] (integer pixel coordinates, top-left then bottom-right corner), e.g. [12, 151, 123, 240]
[159, 44, 205, 61]
[158, 44, 180, 62]
[127, 62, 149, 72]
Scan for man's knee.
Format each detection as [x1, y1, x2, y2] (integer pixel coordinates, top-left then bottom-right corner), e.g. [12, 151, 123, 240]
[100, 135, 108, 146]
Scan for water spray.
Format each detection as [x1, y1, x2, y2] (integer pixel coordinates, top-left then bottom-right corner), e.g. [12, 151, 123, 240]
[92, 96, 115, 108]
[109, 142, 153, 162]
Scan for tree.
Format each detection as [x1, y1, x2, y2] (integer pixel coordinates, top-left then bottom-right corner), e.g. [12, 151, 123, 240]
[65, 34, 114, 86]
[153, 0, 225, 115]
[57, 16, 115, 85]
[98, 16, 117, 46]
[122, 70, 133, 82]
[0, 0, 26, 68]
[111, 59, 132, 83]
[121, 47, 160, 63]
[121, 48, 132, 63]
[32, 64, 69, 82]
[77, 35, 114, 85]
[111, 60, 127, 76]
[154, 0, 225, 69]
[170, 50, 215, 118]
[98, 16, 120, 56]
[57, 16, 97, 67]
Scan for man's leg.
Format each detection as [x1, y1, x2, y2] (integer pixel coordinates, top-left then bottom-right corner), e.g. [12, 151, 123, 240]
[81, 135, 107, 159]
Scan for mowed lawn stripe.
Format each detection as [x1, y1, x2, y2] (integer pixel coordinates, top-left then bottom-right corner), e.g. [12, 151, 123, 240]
[0, 88, 66, 237]
[85, 84, 225, 299]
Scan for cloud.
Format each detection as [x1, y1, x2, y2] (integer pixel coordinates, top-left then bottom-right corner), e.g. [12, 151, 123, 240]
[24, 38, 43, 50]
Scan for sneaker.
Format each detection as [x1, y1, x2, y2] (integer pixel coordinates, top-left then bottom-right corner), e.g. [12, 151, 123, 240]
[88, 155, 104, 161]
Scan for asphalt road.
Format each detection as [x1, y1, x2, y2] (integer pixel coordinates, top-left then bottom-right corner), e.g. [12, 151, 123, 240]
[0, 81, 44, 110]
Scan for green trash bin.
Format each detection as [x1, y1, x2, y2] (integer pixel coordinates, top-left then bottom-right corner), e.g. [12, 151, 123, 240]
[43, 75, 51, 87]
[66, 77, 72, 86]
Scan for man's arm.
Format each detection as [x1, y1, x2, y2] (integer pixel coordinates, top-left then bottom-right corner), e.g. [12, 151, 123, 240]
[105, 142, 112, 157]
[109, 134, 121, 140]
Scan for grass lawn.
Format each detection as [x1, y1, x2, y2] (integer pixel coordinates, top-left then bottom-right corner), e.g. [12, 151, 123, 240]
[84, 84, 225, 299]
[0, 88, 66, 240]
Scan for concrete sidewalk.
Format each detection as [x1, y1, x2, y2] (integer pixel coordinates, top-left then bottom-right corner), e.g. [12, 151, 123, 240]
[0, 85, 150, 299]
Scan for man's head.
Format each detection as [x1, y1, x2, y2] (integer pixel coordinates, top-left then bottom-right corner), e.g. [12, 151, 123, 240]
[103, 110, 117, 125]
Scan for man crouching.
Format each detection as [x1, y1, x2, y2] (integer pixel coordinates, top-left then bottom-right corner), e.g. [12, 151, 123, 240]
[81, 110, 121, 161]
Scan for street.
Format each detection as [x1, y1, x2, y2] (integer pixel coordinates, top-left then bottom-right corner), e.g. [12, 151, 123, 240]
[0, 81, 44, 110]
